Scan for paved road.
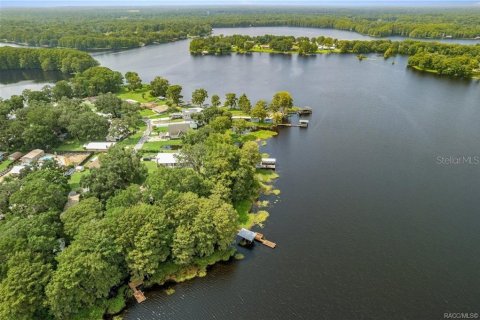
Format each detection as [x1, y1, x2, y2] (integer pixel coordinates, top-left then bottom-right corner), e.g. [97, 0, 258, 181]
[134, 119, 152, 151]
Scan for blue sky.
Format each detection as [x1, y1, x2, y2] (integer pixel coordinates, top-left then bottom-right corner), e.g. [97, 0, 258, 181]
[1, 0, 478, 7]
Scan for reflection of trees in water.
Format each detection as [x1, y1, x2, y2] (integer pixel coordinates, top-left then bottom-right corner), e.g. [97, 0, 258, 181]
[0, 70, 68, 84]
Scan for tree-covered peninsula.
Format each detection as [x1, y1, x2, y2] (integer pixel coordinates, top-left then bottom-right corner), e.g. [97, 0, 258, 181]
[0, 47, 98, 73]
[0, 64, 286, 319]
[190, 35, 480, 79]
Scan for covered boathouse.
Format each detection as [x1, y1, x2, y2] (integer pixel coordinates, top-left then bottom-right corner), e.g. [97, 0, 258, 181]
[237, 228, 256, 245]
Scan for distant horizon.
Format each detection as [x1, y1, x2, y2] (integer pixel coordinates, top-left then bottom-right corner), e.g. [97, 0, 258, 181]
[2, 0, 480, 8]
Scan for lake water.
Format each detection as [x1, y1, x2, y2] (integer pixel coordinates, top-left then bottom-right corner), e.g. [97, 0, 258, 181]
[2, 27, 480, 319]
[1, 26, 479, 98]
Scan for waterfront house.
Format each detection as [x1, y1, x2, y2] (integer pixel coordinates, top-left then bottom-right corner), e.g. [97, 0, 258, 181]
[83, 142, 116, 152]
[155, 152, 179, 167]
[168, 123, 191, 139]
[170, 112, 183, 120]
[20, 149, 44, 165]
[182, 107, 203, 120]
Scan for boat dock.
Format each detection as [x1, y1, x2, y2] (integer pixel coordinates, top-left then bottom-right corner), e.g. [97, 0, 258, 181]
[255, 232, 277, 248]
[237, 228, 276, 249]
[129, 280, 146, 303]
[297, 106, 313, 115]
[257, 158, 276, 170]
[277, 121, 308, 128]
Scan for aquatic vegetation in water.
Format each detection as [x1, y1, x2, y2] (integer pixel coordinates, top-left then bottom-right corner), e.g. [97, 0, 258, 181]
[234, 253, 245, 260]
[165, 288, 176, 295]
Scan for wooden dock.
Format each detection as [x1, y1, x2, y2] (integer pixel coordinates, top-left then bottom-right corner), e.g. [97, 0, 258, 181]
[297, 107, 313, 115]
[254, 233, 277, 249]
[277, 123, 308, 128]
[129, 281, 146, 303]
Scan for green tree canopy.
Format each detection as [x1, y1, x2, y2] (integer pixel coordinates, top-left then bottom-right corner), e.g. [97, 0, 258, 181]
[81, 146, 146, 201]
[125, 71, 142, 91]
[150, 76, 169, 97]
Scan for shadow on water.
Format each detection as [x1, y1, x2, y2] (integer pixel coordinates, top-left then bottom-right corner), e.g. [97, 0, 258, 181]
[0, 69, 68, 85]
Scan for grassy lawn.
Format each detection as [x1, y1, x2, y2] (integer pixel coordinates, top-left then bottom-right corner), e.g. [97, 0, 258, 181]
[143, 160, 158, 173]
[148, 114, 170, 119]
[116, 124, 146, 148]
[153, 126, 168, 133]
[249, 130, 278, 140]
[141, 139, 183, 152]
[68, 169, 89, 190]
[0, 160, 13, 171]
[139, 109, 157, 117]
[53, 140, 87, 152]
[116, 85, 156, 103]
[231, 129, 277, 144]
[224, 109, 250, 116]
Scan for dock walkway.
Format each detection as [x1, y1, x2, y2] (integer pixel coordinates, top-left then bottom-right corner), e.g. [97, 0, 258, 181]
[129, 281, 146, 303]
[254, 232, 277, 249]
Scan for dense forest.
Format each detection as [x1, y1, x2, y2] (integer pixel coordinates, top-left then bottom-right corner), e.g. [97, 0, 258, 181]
[1, 7, 480, 50]
[190, 35, 480, 78]
[0, 47, 98, 73]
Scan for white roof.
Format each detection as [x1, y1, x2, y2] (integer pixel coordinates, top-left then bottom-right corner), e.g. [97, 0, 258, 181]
[262, 158, 276, 163]
[10, 165, 26, 175]
[155, 152, 178, 164]
[182, 108, 203, 114]
[84, 142, 115, 150]
[238, 228, 256, 241]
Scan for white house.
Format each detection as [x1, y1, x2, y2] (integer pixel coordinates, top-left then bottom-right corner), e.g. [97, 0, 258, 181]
[10, 165, 27, 175]
[83, 142, 116, 152]
[155, 152, 179, 167]
[182, 107, 203, 120]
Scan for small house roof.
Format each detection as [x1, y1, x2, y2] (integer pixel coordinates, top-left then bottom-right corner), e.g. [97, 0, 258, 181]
[168, 123, 191, 136]
[83, 142, 115, 150]
[238, 228, 256, 242]
[8, 152, 23, 160]
[261, 158, 276, 164]
[10, 165, 26, 175]
[21, 149, 44, 160]
[182, 108, 203, 114]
